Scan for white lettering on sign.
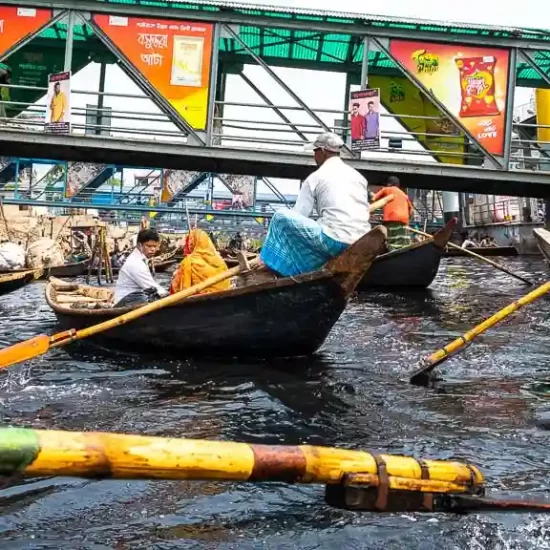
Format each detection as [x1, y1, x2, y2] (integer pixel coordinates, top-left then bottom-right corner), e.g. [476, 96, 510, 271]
[137, 33, 168, 50]
[0, 20, 4, 34]
[109, 15, 128, 27]
[140, 53, 163, 66]
[17, 8, 36, 17]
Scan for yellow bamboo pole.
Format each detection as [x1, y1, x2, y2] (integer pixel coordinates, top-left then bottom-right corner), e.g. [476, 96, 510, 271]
[0, 427, 483, 493]
[410, 281, 550, 383]
[369, 194, 394, 212]
[407, 226, 534, 286]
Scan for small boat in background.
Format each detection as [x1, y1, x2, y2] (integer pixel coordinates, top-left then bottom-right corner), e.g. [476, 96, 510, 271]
[534, 228, 550, 263]
[444, 246, 518, 257]
[41, 258, 92, 278]
[358, 219, 455, 290]
[90, 258, 177, 276]
[0, 269, 41, 296]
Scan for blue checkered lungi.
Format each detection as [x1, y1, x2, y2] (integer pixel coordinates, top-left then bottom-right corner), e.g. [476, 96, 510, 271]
[260, 210, 349, 277]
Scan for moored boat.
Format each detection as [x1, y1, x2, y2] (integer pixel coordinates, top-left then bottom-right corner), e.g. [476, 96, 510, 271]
[444, 246, 518, 257]
[534, 228, 550, 263]
[0, 269, 41, 296]
[358, 219, 455, 290]
[41, 258, 92, 278]
[1, 258, 92, 280]
[45, 226, 387, 359]
[90, 258, 177, 276]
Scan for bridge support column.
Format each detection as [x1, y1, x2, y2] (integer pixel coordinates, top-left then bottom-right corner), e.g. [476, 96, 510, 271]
[442, 192, 459, 223]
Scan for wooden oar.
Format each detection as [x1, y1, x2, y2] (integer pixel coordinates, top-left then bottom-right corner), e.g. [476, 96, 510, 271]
[409, 281, 550, 385]
[369, 194, 394, 212]
[0, 261, 257, 369]
[407, 226, 534, 286]
[439, 493, 550, 513]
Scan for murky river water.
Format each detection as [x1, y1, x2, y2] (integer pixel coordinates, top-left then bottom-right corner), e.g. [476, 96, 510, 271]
[1, 258, 550, 549]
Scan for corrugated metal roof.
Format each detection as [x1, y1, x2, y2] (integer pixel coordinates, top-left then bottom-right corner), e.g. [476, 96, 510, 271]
[129, 0, 549, 36]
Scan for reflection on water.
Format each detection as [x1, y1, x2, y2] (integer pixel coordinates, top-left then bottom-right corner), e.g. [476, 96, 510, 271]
[1, 258, 550, 548]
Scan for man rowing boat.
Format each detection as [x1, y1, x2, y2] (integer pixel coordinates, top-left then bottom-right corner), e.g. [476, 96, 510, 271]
[260, 132, 371, 276]
[113, 229, 167, 307]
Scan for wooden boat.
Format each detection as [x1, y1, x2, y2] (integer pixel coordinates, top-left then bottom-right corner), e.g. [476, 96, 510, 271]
[0, 269, 41, 296]
[358, 219, 455, 290]
[45, 226, 387, 358]
[41, 258, 92, 278]
[0, 258, 91, 280]
[444, 246, 518, 257]
[90, 258, 177, 276]
[223, 252, 258, 268]
[534, 228, 550, 263]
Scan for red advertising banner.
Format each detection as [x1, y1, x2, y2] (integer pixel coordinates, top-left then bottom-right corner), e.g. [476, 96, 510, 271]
[389, 40, 510, 156]
[0, 7, 53, 58]
[93, 14, 213, 130]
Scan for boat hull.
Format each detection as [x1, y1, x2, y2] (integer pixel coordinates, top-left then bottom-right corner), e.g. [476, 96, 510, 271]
[90, 259, 176, 276]
[534, 228, 550, 264]
[358, 241, 443, 289]
[444, 246, 517, 257]
[0, 272, 36, 296]
[48, 274, 349, 358]
[357, 220, 455, 290]
[43, 259, 91, 278]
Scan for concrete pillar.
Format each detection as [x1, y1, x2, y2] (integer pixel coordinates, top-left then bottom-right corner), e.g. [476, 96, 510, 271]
[442, 191, 460, 222]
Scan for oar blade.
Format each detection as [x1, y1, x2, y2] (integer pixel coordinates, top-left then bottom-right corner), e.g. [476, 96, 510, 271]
[0, 335, 51, 369]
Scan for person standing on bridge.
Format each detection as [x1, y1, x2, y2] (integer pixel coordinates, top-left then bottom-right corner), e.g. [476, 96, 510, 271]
[372, 176, 412, 251]
[259, 132, 371, 277]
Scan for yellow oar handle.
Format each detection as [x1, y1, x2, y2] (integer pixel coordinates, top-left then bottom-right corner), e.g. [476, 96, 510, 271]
[53, 262, 251, 345]
[370, 194, 394, 212]
[407, 226, 534, 286]
[411, 280, 550, 382]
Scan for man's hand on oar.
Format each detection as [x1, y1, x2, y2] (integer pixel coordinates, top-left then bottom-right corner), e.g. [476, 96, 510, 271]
[0, 262, 257, 369]
[410, 281, 550, 386]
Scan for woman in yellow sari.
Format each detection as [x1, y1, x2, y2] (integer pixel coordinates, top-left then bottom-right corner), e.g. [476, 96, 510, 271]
[169, 229, 230, 295]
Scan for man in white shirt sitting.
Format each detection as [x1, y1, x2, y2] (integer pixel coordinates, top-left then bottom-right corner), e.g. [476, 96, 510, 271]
[260, 132, 371, 276]
[113, 229, 168, 307]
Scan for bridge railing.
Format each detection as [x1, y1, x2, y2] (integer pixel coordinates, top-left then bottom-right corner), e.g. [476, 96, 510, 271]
[1, 81, 550, 175]
[0, 83, 185, 143]
[468, 198, 522, 226]
[214, 99, 485, 165]
[511, 119, 550, 172]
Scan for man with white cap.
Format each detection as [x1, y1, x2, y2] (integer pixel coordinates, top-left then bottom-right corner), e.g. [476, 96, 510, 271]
[259, 132, 371, 277]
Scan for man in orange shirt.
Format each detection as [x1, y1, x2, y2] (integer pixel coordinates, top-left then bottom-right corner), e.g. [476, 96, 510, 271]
[372, 176, 413, 251]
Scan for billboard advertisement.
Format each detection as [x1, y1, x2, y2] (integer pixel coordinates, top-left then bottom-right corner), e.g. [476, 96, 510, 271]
[349, 88, 380, 151]
[92, 14, 213, 130]
[389, 40, 510, 156]
[0, 7, 53, 58]
[368, 75, 465, 164]
[44, 71, 71, 133]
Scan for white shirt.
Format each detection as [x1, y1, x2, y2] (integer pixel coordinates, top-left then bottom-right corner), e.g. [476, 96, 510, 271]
[294, 156, 371, 244]
[113, 248, 166, 303]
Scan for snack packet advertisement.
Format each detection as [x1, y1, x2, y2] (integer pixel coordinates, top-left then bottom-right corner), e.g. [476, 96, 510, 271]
[389, 39, 510, 156]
